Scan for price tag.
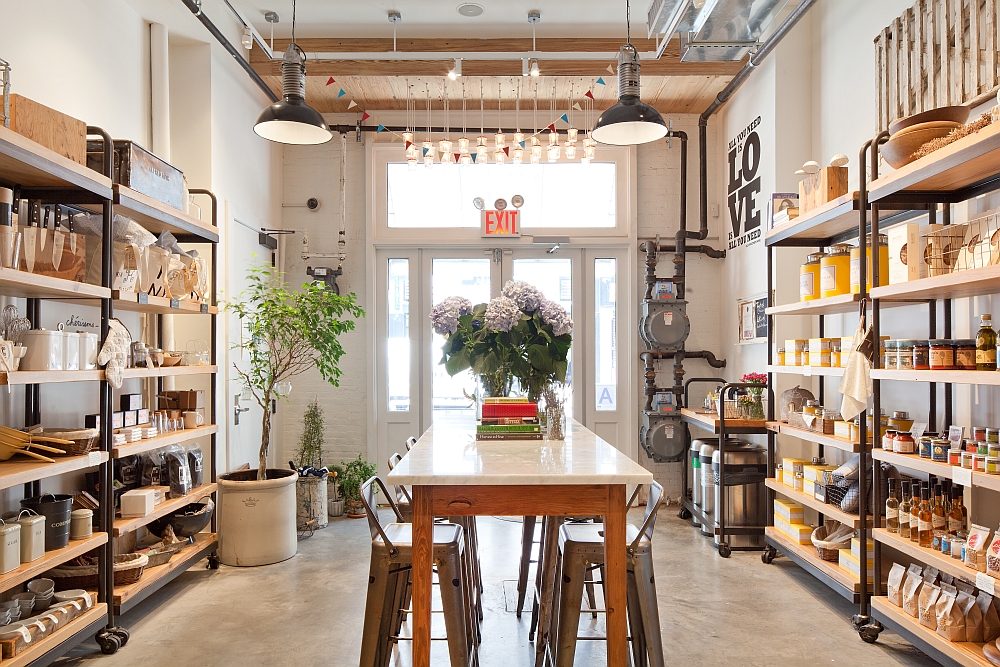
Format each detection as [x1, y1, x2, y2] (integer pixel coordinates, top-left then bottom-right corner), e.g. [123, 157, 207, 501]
[802, 366, 812, 377]
[88, 451, 103, 467]
[170, 299, 180, 309]
[200, 303, 209, 313]
[978, 572, 996, 596]
[910, 422, 927, 439]
[953, 466, 973, 487]
[137, 293, 149, 305]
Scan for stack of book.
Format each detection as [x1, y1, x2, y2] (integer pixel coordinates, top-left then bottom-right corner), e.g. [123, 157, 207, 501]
[477, 397, 542, 441]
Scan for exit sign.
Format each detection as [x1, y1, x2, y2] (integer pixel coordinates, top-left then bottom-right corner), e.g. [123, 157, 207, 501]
[481, 210, 520, 238]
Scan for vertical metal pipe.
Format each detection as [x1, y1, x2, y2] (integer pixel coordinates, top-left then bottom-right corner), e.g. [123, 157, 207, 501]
[856, 138, 873, 621]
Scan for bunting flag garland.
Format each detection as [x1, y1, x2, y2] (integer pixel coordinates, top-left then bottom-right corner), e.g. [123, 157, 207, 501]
[422, 146, 429, 156]
[559, 113, 568, 123]
[519, 140, 526, 149]
[326, 77, 336, 86]
[503, 146, 510, 156]
[605, 64, 615, 73]
[377, 124, 386, 133]
[454, 152, 461, 162]
[596, 77, 607, 85]
[546, 123, 556, 132]
[573, 103, 582, 110]
[360, 111, 371, 122]
[337, 89, 347, 98]
[347, 100, 358, 109]
[405, 140, 413, 149]
[470, 153, 478, 163]
[584, 90, 595, 100]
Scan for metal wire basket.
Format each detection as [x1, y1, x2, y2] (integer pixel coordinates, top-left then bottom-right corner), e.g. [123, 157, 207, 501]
[923, 212, 1000, 277]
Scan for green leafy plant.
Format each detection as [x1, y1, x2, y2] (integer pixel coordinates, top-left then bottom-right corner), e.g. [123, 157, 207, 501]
[339, 454, 377, 507]
[327, 463, 344, 500]
[296, 399, 325, 470]
[226, 264, 365, 480]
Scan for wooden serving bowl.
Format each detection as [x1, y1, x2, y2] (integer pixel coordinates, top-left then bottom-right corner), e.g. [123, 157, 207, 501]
[880, 121, 961, 169]
[888, 105, 970, 135]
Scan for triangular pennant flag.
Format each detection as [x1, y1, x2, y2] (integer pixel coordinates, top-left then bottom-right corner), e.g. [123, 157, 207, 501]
[503, 146, 510, 156]
[596, 77, 606, 85]
[377, 124, 386, 133]
[422, 146, 429, 156]
[347, 100, 358, 109]
[471, 153, 478, 163]
[584, 90, 595, 100]
[573, 103, 582, 111]
[405, 141, 413, 149]
[326, 77, 335, 86]
[519, 140, 526, 149]
[605, 64, 615, 73]
[361, 111, 371, 122]
[559, 113, 568, 123]
[454, 153, 461, 161]
[546, 123, 556, 132]
[337, 89, 347, 98]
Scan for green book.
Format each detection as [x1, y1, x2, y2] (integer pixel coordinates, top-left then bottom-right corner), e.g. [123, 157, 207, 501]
[476, 423, 542, 433]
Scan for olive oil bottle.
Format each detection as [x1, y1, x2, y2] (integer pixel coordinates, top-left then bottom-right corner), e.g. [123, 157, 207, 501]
[977, 314, 998, 371]
[918, 487, 933, 548]
[899, 480, 912, 539]
[886, 478, 900, 533]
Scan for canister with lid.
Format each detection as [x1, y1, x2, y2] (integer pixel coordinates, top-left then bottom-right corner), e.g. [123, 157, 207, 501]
[974, 427, 988, 442]
[882, 430, 897, 451]
[962, 452, 975, 468]
[776, 347, 785, 365]
[949, 449, 963, 465]
[14, 510, 44, 563]
[974, 453, 988, 472]
[884, 341, 899, 369]
[930, 340, 955, 370]
[19, 330, 64, 371]
[850, 235, 890, 293]
[800, 252, 825, 302]
[917, 436, 933, 458]
[966, 438, 981, 453]
[932, 439, 950, 462]
[988, 456, 1000, 475]
[889, 411, 914, 432]
[894, 432, 915, 454]
[830, 343, 841, 367]
[955, 340, 977, 370]
[61, 325, 80, 371]
[69, 510, 92, 541]
[896, 340, 916, 370]
[820, 244, 852, 298]
[913, 341, 930, 370]
[987, 428, 1000, 444]
[0, 521, 19, 575]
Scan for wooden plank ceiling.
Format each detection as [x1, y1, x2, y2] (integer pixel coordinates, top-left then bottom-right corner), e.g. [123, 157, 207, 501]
[249, 37, 743, 115]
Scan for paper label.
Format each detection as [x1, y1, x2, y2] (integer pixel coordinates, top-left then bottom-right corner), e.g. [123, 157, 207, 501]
[933, 515, 947, 530]
[910, 423, 927, 439]
[88, 451, 103, 466]
[978, 572, 997, 596]
[800, 273, 815, 297]
[919, 519, 932, 532]
[887, 508, 899, 520]
[663, 425, 674, 439]
[820, 265, 837, 292]
[663, 311, 673, 326]
[949, 517, 965, 532]
[953, 466, 973, 487]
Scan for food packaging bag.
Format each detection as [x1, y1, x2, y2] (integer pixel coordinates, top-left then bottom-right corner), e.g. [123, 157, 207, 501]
[923, 566, 940, 584]
[960, 590, 984, 642]
[887, 562, 907, 607]
[112, 243, 141, 292]
[978, 591, 1000, 642]
[934, 585, 964, 640]
[902, 564, 925, 618]
[969, 524, 993, 572]
[919, 583, 942, 630]
[987, 528, 1000, 576]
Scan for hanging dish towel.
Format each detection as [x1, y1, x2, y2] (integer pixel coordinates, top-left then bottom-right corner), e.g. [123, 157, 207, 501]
[838, 299, 873, 421]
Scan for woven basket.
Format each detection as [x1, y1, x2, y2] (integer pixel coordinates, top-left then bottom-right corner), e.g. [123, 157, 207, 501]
[138, 541, 184, 568]
[811, 523, 852, 562]
[37, 429, 99, 456]
[47, 552, 147, 588]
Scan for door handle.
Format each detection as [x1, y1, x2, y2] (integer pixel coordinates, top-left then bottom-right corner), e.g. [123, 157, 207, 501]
[234, 395, 250, 425]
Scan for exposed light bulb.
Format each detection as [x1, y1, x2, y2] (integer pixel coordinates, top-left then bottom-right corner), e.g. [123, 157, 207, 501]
[567, 127, 578, 143]
[548, 131, 559, 146]
[448, 58, 462, 80]
[565, 144, 577, 160]
[403, 131, 414, 144]
[495, 131, 506, 148]
[439, 139, 452, 154]
[459, 137, 470, 153]
[494, 149, 506, 165]
[529, 59, 539, 77]
[512, 147, 523, 164]
[424, 153, 434, 166]
[530, 152, 540, 164]
[459, 154, 472, 165]
[547, 144, 561, 161]
[514, 132, 524, 145]
[584, 136, 596, 149]
[422, 140, 434, 166]
[476, 144, 489, 163]
[584, 145, 596, 160]
[408, 156, 418, 170]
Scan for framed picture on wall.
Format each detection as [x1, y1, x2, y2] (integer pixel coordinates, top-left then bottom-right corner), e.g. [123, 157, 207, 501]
[737, 294, 768, 344]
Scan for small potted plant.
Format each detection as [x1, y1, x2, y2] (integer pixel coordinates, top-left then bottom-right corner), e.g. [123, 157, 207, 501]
[295, 399, 328, 530]
[327, 463, 345, 518]
[339, 454, 377, 518]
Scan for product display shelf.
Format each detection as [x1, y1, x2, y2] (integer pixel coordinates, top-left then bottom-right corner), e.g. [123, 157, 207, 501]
[112, 290, 218, 315]
[765, 293, 861, 316]
[113, 483, 217, 536]
[763, 526, 861, 601]
[767, 364, 846, 378]
[0, 268, 109, 302]
[871, 528, 974, 584]
[2, 603, 110, 667]
[679, 407, 767, 434]
[0, 534, 108, 594]
[0, 125, 112, 199]
[120, 365, 217, 380]
[871, 597, 992, 667]
[0, 369, 104, 385]
[112, 185, 219, 243]
[871, 369, 1000, 385]
[771, 422, 860, 453]
[764, 192, 860, 246]
[112, 425, 218, 459]
[0, 452, 108, 492]
[871, 265, 1000, 303]
[112, 533, 217, 613]
[871, 448, 953, 479]
[764, 478, 871, 528]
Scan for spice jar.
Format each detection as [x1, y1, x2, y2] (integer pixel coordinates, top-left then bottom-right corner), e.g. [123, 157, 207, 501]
[889, 411, 914, 432]
[988, 428, 1000, 444]
[930, 340, 955, 370]
[966, 438, 981, 453]
[932, 439, 950, 462]
[882, 429, 897, 451]
[955, 340, 977, 370]
[800, 252, 825, 302]
[989, 444, 1000, 458]
[803, 400, 822, 417]
[954, 531, 968, 559]
[820, 244, 852, 298]
[777, 347, 785, 365]
[893, 431, 915, 454]
[850, 235, 890, 293]
[974, 427, 988, 442]
[987, 456, 1000, 475]
[897, 340, 916, 370]
[913, 340, 930, 370]
[962, 452, 975, 468]
[974, 453, 988, 472]
[949, 448, 963, 465]
[884, 340, 899, 370]
[830, 343, 841, 368]
[917, 435, 933, 458]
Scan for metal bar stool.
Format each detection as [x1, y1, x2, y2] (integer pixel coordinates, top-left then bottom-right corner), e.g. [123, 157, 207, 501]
[550, 482, 666, 667]
[359, 476, 474, 667]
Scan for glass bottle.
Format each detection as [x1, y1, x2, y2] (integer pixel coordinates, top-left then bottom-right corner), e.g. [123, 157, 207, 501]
[918, 487, 933, 548]
[899, 480, 912, 539]
[910, 483, 921, 543]
[932, 483, 947, 533]
[977, 313, 998, 371]
[948, 486, 966, 535]
[886, 478, 900, 533]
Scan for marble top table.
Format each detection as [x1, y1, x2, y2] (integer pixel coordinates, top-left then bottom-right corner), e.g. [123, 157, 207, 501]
[387, 419, 651, 667]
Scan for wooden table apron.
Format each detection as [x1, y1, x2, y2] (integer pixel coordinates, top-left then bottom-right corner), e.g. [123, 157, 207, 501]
[410, 483, 630, 667]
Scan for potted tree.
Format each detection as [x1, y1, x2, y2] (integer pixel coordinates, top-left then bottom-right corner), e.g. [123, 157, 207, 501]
[219, 265, 364, 566]
[339, 454, 377, 518]
[295, 399, 328, 531]
[327, 463, 345, 518]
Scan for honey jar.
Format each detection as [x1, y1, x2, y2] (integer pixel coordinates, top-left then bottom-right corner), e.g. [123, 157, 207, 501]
[850, 235, 890, 293]
[800, 252, 825, 302]
[820, 244, 852, 298]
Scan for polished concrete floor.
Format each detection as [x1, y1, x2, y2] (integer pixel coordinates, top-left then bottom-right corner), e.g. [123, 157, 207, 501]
[59, 508, 936, 666]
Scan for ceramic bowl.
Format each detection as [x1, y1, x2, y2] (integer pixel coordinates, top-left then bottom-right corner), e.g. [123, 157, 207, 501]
[27, 579, 53, 595]
[880, 122, 961, 168]
[888, 105, 970, 135]
[53, 590, 92, 608]
[161, 353, 182, 367]
[0, 623, 25, 641]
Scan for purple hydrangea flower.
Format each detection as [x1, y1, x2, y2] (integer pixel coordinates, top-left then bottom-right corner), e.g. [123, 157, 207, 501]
[484, 296, 521, 332]
[429, 296, 473, 335]
[501, 280, 544, 313]
[538, 299, 573, 336]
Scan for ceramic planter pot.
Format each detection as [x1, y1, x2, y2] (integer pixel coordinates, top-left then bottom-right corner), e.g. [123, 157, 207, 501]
[295, 475, 328, 530]
[345, 500, 365, 518]
[328, 499, 345, 517]
[217, 469, 297, 567]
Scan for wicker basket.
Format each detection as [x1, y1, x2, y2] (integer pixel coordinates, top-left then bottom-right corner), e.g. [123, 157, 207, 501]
[36, 428, 99, 456]
[47, 552, 147, 588]
[138, 541, 184, 568]
[811, 522, 852, 562]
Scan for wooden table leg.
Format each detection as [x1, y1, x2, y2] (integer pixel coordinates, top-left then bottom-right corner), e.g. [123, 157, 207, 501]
[412, 485, 433, 667]
[534, 516, 561, 667]
[604, 484, 628, 667]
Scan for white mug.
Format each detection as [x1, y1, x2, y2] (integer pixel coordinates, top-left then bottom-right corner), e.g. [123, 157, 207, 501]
[183, 411, 204, 429]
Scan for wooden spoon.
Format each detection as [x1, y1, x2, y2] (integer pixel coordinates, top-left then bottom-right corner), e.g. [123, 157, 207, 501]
[984, 641, 1000, 666]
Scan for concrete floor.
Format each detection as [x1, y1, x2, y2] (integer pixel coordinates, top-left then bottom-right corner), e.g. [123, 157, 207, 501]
[57, 508, 937, 667]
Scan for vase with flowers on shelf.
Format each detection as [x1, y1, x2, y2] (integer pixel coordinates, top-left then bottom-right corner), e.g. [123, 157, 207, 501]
[740, 372, 767, 420]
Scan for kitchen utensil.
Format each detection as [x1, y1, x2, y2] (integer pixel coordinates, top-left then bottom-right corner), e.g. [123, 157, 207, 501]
[20, 494, 73, 551]
[183, 411, 204, 429]
[1, 305, 16, 339]
[38, 206, 48, 254]
[880, 121, 961, 168]
[51, 207, 65, 271]
[888, 105, 971, 135]
[22, 203, 36, 273]
[7, 318, 30, 347]
[20, 329, 63, 371]
[0, 521, 20, 574]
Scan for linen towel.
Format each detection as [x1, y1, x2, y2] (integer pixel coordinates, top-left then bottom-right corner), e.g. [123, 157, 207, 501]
[838, 325, 872, 421]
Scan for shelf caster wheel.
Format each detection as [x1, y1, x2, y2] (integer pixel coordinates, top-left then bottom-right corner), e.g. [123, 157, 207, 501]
[96, 632, 121, 655]
[859, 625, 881, 644]
[761, 546, 777, 564]
[207, 554, 220, 570]
[112, 627, 129, 647]
[851, 614, 871, 631]
[678, 508, 692, 521]
[718, 542, 732, 558]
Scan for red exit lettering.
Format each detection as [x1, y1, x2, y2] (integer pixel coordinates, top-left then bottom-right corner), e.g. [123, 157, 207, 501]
[484, 210, 519, 236]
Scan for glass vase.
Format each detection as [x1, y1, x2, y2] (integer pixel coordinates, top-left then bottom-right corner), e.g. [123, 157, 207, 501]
[746, 392, 765, 420]
[546, 406, 565, 441]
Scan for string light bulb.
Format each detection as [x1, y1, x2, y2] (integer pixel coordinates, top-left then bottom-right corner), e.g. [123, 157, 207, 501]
[565, 144, 577, 160]
[512, 145, 523, 164]
[494, 149, 506, 165]
[459, 137, 470, 154]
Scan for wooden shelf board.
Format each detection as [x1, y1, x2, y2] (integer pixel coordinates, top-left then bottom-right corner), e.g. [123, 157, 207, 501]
[764, 192, 860, 246]
[3, 603, 109, 667]
[767, 364, 846, 378]
[765, 292, 860, 316]
[121, 365, 217, 379]
[871, 369, 1000, 385]
[773, 423, 860, 452]
[872, 449, 953, 478]
[972, 472, 1000, 493]
[0, 452, 108, 492]
[0, 369, 103, 386]
[872, 528, 974, 584]
[113, 425, 218, 458]
[679, 408, 768, 434]
[872, 597, 994, 667]
[764, 526, 861, 593]
[114, 484, 217, 536]
[0, 534, 107, 595]
[113, 185, 219, 243]
[114, 533, 217, 610]
[0, 268, 108, 302]
[872, 264, 1000, 302]
[869, 119, 1000, 202]
[0, 126, 112, 198]
[765, 478, 871, 528]
[112, 291, 217, 315]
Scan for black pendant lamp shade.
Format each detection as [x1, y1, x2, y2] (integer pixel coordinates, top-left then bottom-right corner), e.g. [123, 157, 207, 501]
[591, 44, 667, 146]
[254, 43, 332, 145]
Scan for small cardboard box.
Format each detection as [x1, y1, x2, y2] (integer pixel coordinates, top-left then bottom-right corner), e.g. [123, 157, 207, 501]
[112, 412, 124, 430]
[120, 489, 156, 517]
[120, 393, 143, 412]
[774, 499, 804, 522]
[160, 390, 205, 410]
[808, 337, 834, 367]
[123, 410, 137, 427]
[783, 520, 814, 545]
[784, 339, 808, 366]
[888, 223, 920, 284]
[137, 408, 150, 425]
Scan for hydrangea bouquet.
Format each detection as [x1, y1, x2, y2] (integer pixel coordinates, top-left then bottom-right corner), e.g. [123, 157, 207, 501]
[431, 281, 573, 400]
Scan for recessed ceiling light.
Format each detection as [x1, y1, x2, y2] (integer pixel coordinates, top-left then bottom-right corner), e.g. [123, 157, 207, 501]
[457, 3, 484, 17]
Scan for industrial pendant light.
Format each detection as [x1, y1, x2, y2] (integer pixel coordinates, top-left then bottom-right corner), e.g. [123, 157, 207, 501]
[591, 0, 667, 146]
[253, 0, 332, 145]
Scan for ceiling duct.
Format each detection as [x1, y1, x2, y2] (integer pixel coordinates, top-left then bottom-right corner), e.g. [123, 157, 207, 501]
[647, 0, 793, 62]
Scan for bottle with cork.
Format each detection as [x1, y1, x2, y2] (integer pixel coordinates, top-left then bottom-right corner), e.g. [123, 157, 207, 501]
[977, 314, 998, 371]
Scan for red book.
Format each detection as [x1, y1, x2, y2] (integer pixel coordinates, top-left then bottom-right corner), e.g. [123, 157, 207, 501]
[482, 402, 538, 418]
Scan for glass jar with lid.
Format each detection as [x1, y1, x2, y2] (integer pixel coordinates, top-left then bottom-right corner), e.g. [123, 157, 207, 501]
[882, 429, 897, 451]
[820, 244, 852, 298]
[955, 340, 977, 370]
[889, 411, 913, 431]
[896, 340, 916, 370]
[913, 340, 930, 370]
[776, 347, 785, 365]
[894, 431, 916, 454]
[930, 340, 955, 370]
[830, 342, 841, 367]
[884, 340, 899, 370]
[850, 234, 890, 293]
[800, 252, 825, 302]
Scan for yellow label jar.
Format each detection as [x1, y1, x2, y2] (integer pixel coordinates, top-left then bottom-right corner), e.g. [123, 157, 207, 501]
[800, 252, 825, 302]
[850, 235, 890, 293]
[820, 244, 852, 298]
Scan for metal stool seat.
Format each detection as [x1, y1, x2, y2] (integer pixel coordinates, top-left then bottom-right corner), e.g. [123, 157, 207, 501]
[550, 482, 665, 667]
[359, 476, 475, 667]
